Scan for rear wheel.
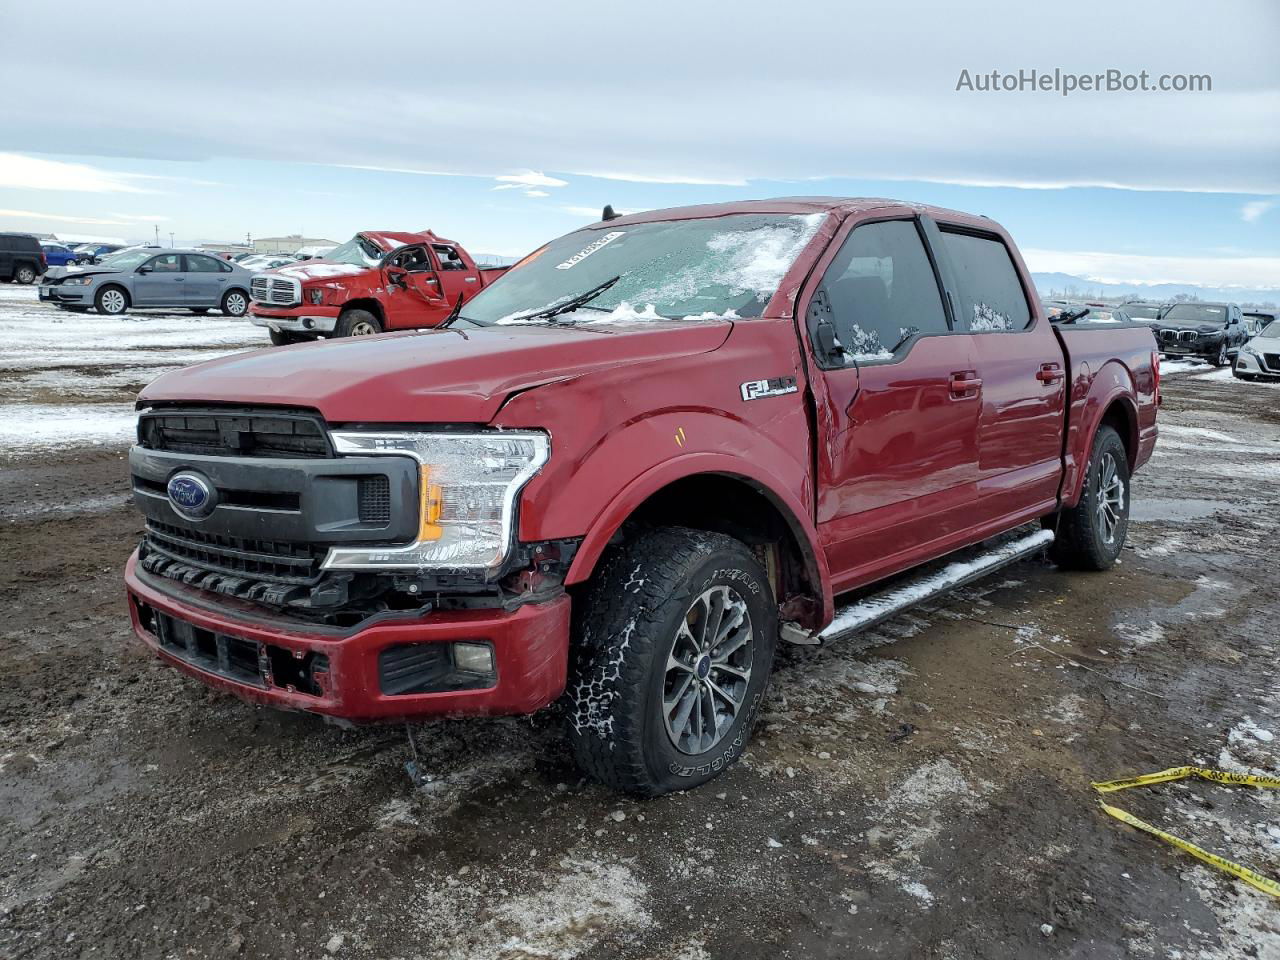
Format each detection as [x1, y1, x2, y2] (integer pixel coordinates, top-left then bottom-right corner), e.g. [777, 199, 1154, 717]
[1047, 425, 1130, 571]
[565, 526, 777, 795]
[221, 290, 248, 317]
[95, 286, 129, 316]
[335, 309, 382, 337]
[14, 264, 36, 285]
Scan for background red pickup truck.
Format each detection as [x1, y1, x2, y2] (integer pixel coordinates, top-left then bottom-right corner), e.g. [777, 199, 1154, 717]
[249, 229, 509, 345]
[126, 197, 1158, 795]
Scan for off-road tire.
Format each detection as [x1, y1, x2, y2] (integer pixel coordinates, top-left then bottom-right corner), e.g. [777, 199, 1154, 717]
[14, 264, 37, 285]
[221, 289, 249, 317]
[565, 526, 778, 795]
[335, 309, 382, 337]
[1047, 425, 1130, 571]
[268, 329, 307, 346]
[94, 285, 129, 315]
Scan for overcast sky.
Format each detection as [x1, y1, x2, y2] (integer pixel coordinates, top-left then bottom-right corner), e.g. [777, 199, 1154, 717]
[2, 0, 1277, 286]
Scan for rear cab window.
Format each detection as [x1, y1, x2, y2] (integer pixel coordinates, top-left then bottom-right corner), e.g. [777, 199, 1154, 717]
[937, 229, 1032, 332]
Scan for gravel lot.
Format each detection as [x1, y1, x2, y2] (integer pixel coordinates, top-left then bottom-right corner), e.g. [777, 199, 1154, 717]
[1, 288, 1278, 959]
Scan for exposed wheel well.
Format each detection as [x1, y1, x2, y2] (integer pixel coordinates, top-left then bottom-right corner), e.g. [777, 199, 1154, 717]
[600, 473, 823, 629]
[1099, 399, 1137, 468]
[339, 299, 384, 323]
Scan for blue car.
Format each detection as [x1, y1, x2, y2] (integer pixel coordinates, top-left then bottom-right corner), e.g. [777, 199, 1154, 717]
[70, 242, 124, 265]
[40, 241, 77, 267]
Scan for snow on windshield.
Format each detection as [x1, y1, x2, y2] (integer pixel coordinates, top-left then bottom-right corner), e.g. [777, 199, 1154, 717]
[482, 213, 825, 326]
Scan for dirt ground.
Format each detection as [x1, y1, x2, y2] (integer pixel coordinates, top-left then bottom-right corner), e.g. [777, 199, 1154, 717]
[1, 290, 1278, 959]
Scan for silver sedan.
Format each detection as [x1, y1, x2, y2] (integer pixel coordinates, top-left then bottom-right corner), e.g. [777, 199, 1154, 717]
[38, 249, 254, 316]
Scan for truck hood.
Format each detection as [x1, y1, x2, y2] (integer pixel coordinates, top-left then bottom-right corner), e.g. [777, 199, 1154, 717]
[268, 260, 373, 283]
[138, 321, 733, 424]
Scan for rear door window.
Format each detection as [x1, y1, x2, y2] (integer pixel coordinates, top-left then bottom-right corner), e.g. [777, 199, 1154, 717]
[183, 255, 225, 273]
[938, 230, 1032, 332]
[812, 219, 950, 364]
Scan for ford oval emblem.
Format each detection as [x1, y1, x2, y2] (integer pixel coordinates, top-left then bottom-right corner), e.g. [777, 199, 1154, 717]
[167, 472, 215, 519]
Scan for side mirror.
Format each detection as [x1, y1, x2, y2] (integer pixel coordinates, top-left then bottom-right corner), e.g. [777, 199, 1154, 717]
[137, 265, 152, 275]
[385, 267, 407, 288]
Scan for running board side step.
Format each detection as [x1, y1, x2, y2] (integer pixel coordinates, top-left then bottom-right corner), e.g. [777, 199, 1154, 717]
[781, 528, 1055, 646]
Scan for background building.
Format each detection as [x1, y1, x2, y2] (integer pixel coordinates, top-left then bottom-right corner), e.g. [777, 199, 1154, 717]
[253, 234, 338, 254]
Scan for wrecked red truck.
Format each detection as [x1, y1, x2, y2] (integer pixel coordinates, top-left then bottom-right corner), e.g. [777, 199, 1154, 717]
[249, 230, 509, 345]
[125, 198, 1158, 795]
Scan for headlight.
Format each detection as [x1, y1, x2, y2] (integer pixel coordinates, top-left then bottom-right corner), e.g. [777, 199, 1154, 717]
[322, 431, 550, 572]
[1242, 344, 1258, 357]
[64, 276, 93, 285]
[307, 286, 325, 305]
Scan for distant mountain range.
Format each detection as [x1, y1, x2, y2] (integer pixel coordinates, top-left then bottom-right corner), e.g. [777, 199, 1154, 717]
[1030, 273, 1279, 306]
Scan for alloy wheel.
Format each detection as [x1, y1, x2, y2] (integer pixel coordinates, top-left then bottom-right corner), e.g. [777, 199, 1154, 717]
[662, 585, 754, 755]
[1095, 452, 1125, 545]
[224, 292, 247, 316]
[100, 290, 126, 314]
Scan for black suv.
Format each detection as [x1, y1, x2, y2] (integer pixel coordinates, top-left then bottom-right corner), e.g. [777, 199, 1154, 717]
[0, 232, 47, 284]
[1154, 302, 1249, 366]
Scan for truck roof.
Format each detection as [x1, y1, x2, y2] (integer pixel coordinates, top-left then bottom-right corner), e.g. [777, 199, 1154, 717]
[595, 197, 992, 230]
[362, 230, 450, 251]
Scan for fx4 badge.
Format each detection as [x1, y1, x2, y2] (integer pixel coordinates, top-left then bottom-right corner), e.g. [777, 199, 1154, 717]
[740, 377, 798, 402]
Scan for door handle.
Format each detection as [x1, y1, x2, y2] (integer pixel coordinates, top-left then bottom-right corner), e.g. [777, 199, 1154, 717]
[949, 371, 982, 396]
[464, 277, 477, 283]
[1036, 363, 1065, 384]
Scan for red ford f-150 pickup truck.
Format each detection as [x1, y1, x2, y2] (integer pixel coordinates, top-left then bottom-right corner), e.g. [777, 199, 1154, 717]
[249, 230, 510, 345]
[125, 198, 1158, 795]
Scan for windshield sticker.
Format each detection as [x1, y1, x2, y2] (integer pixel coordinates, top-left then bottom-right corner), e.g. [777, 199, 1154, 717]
[556, 232, 624, 270]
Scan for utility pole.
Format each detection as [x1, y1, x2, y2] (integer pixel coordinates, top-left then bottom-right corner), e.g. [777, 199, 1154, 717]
[154, 224, 160, 245]
[169, 232, 175, 248]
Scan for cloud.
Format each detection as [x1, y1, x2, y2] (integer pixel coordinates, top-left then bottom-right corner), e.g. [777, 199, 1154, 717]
[523, 189, 550, 198]
[0, 208, 131, 226]
[1021, 247, 1280, 289]
[0, 153, 155, 193]
[575, 171, 749, 187]
[493, 172, 568, 190]
[111, 212, 170, 221]
[1241, 199, 1276, 222]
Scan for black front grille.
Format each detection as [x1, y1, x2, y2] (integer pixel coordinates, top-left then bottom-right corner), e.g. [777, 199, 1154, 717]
[138, 407, 331, 458]
[139, 603, 328, 695]
[145, 520, 326, 585]
[358, 476, 391, 523]
[1264, 354, 1280, 372]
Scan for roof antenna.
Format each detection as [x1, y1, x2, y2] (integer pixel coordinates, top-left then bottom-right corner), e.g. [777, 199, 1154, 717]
[601, 204, 621, 221]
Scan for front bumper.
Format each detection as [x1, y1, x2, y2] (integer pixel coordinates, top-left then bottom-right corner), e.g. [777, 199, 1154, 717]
[125, 550, 571, 722]
[250, 304, 339, 334]
[39, 284, 88, 304]
[1235, 351, 1280, 378]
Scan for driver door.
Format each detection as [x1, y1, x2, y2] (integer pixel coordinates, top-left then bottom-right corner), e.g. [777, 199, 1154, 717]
[133, 253, 185, 306]
[382, 244, 450, 330]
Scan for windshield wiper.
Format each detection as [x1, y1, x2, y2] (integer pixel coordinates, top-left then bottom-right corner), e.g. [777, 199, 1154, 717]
[500, 275, 622, 325]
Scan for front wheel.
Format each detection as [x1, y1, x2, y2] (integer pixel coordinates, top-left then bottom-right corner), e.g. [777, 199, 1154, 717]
[268, 329, 307, 346]
[95, 286, 129, 316]
[335, 309, 382, 337]
[221, 290, 248, 317]
[1047, 425, 1130, 570]
[14, 264, 36, 285]
[1213, 342, 1229, 367]
[565, 526, 778, 795]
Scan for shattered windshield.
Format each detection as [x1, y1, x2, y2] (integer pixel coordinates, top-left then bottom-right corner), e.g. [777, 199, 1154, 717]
[455, 213, 826, 326]
[325, 234, 384, 268]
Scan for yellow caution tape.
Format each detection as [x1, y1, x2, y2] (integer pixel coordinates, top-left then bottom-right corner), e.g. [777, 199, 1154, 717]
[1091, 766, 1280, 898]
[1092, 765, 1280, 793]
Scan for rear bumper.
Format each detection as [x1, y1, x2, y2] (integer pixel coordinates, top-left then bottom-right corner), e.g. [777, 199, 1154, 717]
[250, 304, 339, 334]
[125, 551, 571, 722]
